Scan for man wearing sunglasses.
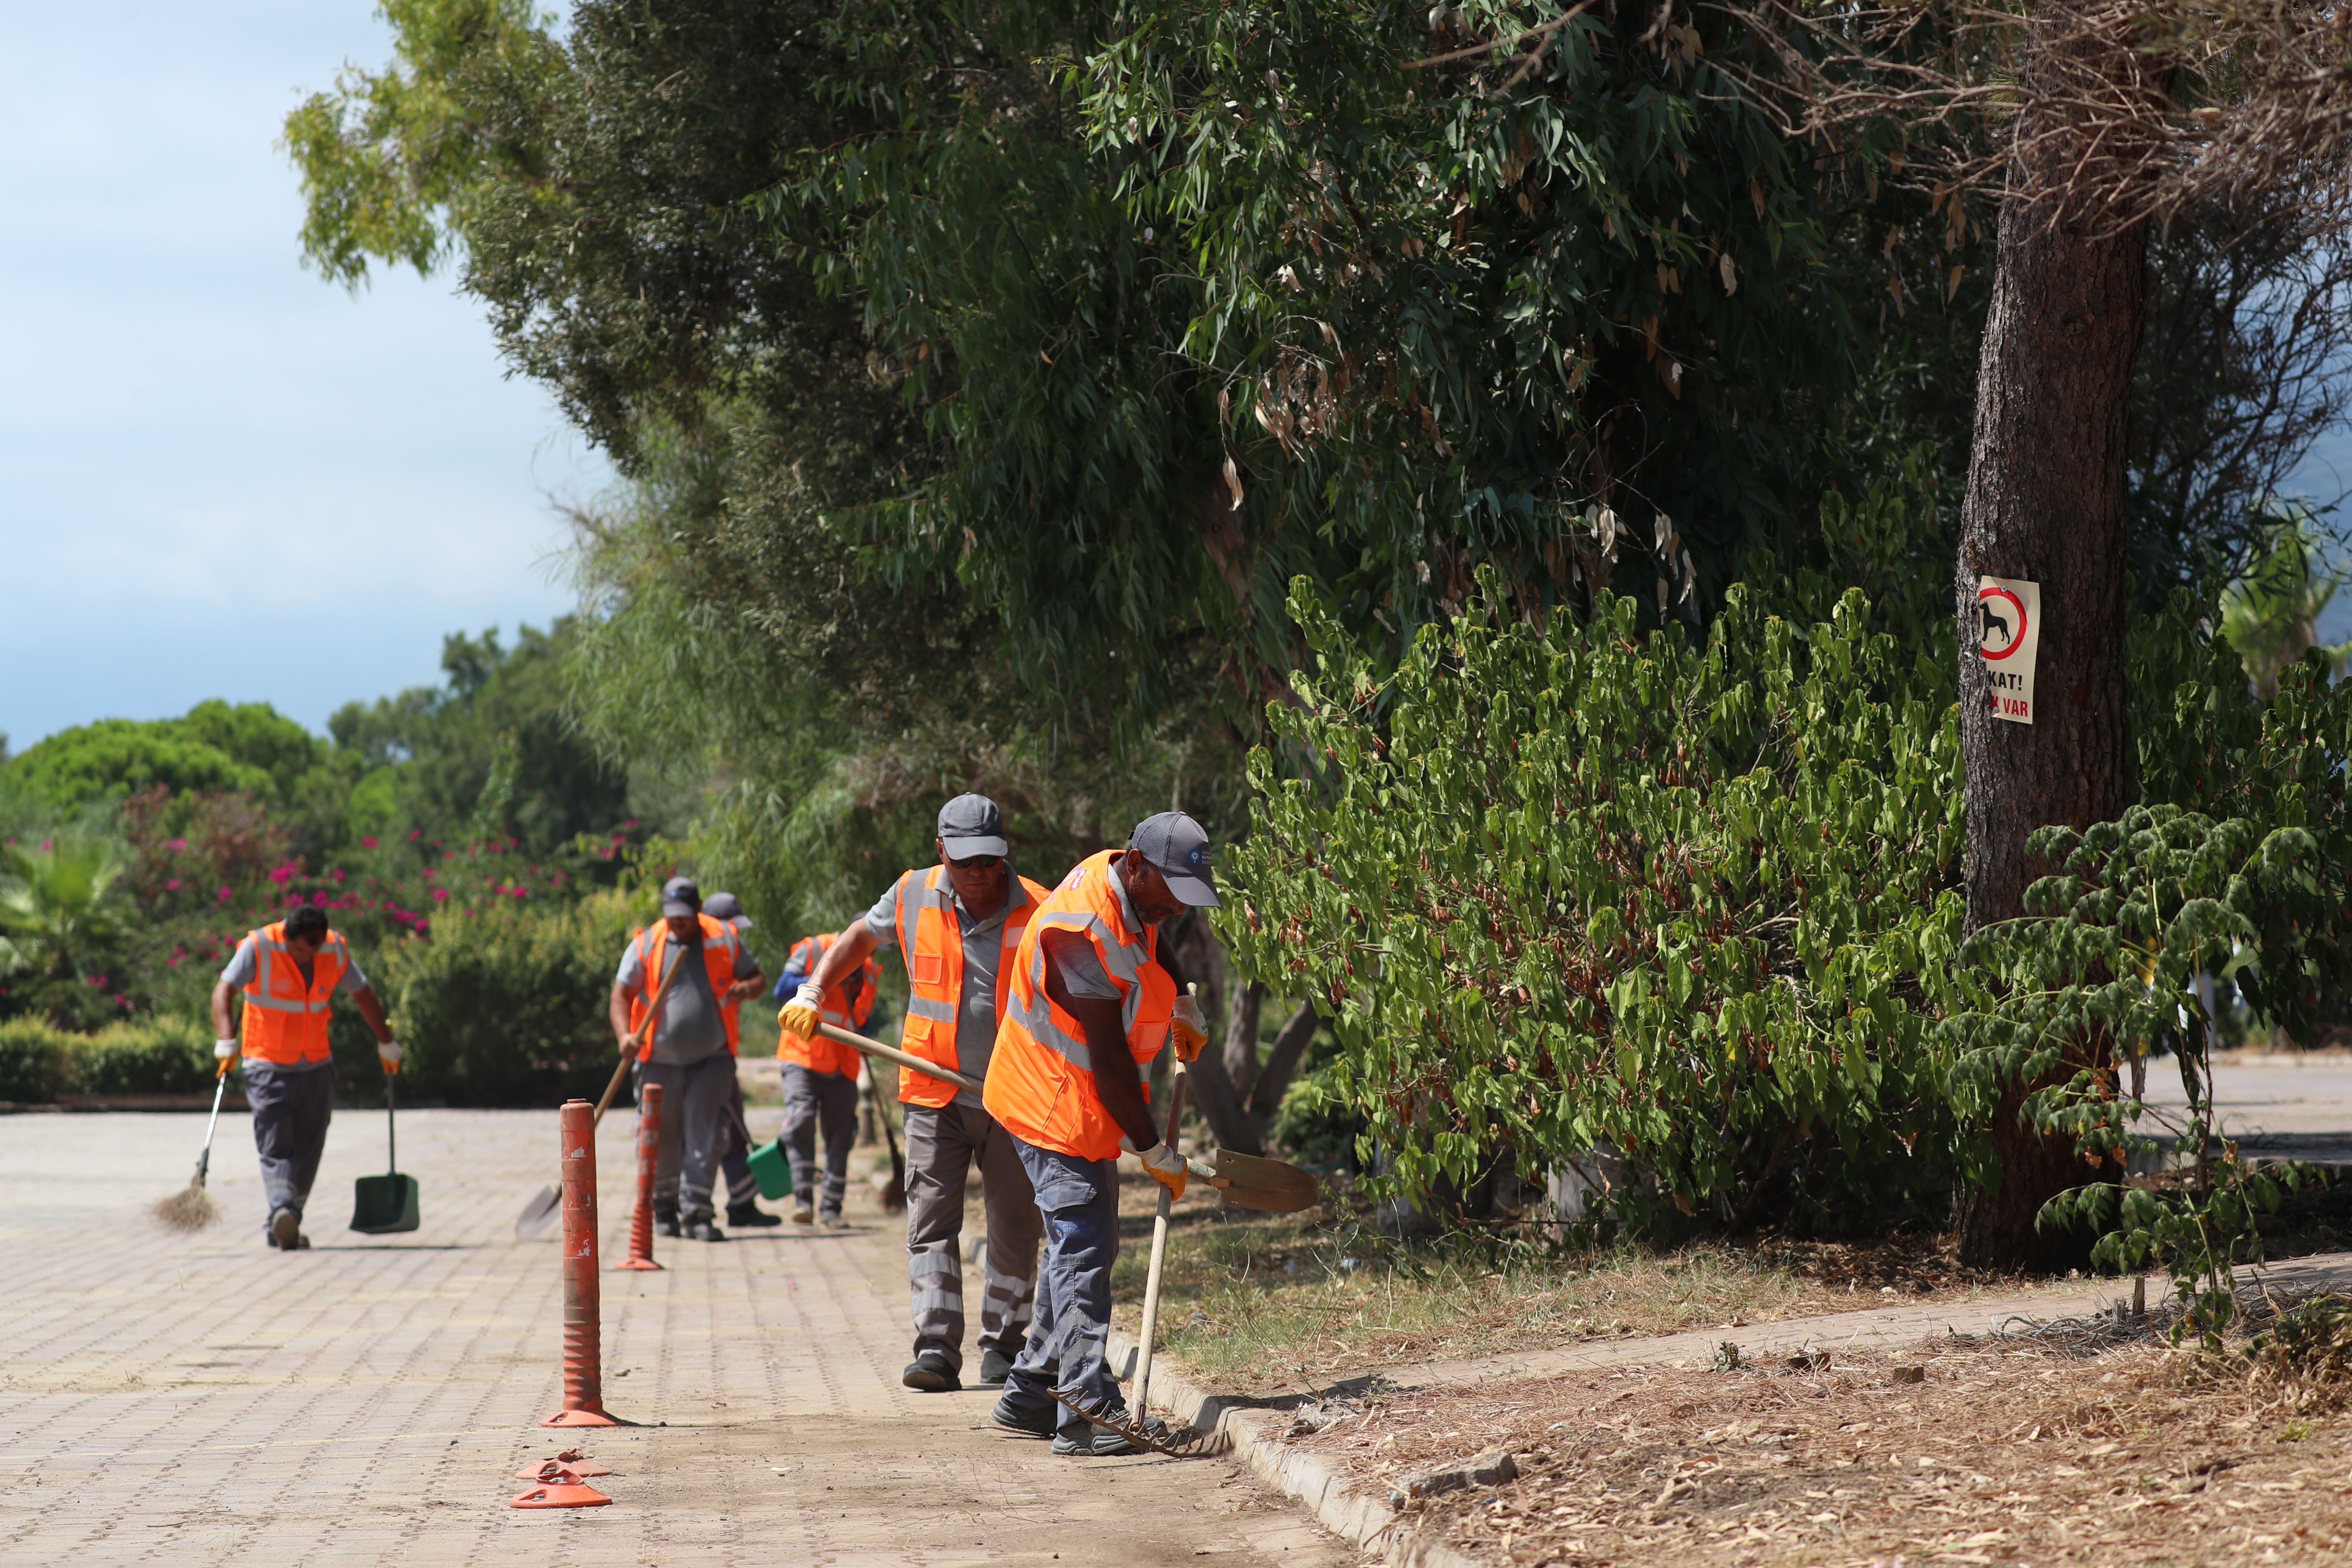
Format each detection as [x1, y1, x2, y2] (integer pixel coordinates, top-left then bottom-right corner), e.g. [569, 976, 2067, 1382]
[780, 794, 1050, 1394]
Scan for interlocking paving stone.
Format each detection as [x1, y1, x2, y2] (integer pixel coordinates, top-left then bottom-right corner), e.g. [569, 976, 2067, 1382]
[0, 1102, 1345, 1568]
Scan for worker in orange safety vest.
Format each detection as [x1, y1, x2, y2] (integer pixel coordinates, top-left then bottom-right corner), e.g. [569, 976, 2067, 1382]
[608, 876, 766, 1241]
[773, 928, 882, 1225]
[209, 904, 399, 1251]
[980, 812, 1214, 1456]
[780, 793, 1050, 1393]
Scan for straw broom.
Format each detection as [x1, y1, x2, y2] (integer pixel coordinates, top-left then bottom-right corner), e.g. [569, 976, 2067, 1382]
[152, 1058, 233, 1231]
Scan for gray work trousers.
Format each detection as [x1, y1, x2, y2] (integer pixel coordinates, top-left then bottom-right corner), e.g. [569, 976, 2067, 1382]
[720, 1072, 759, 1210]
[243, 1060, 334, 1232]
[1000, 1139, 1121, 1436]
[781, 1064, 858, 1218]
[904, 1100, 1042, 1376]
[634, 1054, 733, 1218]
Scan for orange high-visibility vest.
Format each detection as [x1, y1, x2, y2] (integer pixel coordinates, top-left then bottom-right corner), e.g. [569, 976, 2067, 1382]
[889, 864, 1048, 1107]
[238, 920, 352, 1066]
[983, 851, 1177, 1161]
[626, 915, 746, 1062]
[777, 931, 881, 1077]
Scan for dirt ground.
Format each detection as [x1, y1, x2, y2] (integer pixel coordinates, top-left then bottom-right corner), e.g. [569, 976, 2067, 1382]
[1295, 1322, 2352, 1565]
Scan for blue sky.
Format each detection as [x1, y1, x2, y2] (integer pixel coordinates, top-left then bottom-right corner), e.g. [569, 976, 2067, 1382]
[0, 2, 607, 754]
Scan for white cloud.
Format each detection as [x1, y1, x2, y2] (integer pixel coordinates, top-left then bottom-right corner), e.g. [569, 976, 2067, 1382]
[0, 1, 610, 749]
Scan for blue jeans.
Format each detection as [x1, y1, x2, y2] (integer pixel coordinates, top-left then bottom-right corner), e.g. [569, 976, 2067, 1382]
[242, 1060, 334, 1230]
[1001, 1139, 1122, 1436]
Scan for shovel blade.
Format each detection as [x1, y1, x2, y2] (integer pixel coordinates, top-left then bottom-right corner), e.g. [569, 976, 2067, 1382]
[351, 1172, 420, 1234]
[1210, 1149, 1321, 1214]
[514, 1184, 561, 1240]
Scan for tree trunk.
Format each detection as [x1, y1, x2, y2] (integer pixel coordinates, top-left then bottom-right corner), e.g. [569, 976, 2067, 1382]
[1247, 1002, 1321, 1126]
[1223, 980, 1265, 1104]
[1953, 1, 2148, 1271]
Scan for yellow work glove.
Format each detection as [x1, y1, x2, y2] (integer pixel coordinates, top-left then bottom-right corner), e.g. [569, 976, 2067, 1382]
[778, 980, 826, 1042]
[1169, 995, 1209, 1063]
[1137, 1141, 1188, 1201]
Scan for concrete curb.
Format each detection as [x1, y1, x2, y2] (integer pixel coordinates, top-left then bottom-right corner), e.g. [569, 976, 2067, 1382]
[1109, 1328, 1482, 1568]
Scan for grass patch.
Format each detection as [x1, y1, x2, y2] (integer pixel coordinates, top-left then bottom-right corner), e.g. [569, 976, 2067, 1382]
[1103, 1171, 2068, 1397]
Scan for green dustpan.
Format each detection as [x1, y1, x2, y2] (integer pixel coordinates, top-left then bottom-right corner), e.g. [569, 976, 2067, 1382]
[351, 1068, 420, 1234]
[746, 1136, 793, 1201]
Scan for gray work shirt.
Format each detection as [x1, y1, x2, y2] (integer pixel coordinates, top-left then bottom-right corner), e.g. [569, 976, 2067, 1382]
[219, 936, 370, 1074]
[616, 934, 760, 1065]
[865, 870, 1025, 1109]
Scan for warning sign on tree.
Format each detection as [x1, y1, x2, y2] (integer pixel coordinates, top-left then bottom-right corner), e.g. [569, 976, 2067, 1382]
[1976, 575, 2040, 725]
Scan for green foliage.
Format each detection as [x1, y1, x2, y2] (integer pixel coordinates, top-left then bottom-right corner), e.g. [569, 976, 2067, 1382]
[2217, 510, 2351, 699]
[370, 887, 640, 1106]
[0, 833, 133, 1028]
[0, 1016, 214, 1102]
[4, 717, 276, 808]
[1219, 467, 1972, 1233]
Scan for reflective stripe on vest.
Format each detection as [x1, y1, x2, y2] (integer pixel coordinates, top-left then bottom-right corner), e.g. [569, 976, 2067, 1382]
[239, 921, 349, 1066]
[777, 931, 878, 1077]
[980, 850, 1176, 1161]
[627, 915, 744, 1061]
[892, 865, 1044, 1108]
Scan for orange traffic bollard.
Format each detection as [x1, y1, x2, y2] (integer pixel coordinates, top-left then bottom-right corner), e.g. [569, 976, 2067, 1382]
[508, 1462, 613, 1509]
[542, 1098, 626, 1427]
[614, 1081, 662, 1271]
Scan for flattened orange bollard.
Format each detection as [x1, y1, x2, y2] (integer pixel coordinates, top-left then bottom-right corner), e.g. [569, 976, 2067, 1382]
[614, 1081, 663, 1271]
[508, 1461, 613, 1509]
[542, 1099, 627, 1427]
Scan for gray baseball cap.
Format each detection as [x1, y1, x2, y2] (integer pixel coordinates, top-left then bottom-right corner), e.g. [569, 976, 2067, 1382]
[1128, 812, 1219, 906]
[659, 876, 702, 918]
[702, 891, 752, 929]
[937, 793, 1009, 859]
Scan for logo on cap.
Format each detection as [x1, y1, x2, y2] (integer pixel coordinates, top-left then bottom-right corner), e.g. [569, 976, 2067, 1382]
[1187, 846, 1207, 867]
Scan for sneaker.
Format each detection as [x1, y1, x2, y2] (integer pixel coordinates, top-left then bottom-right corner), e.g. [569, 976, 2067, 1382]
[792, 1203, 815, 1225]
[268, 1208, 300, 1251]
[683, 1216, 726, 1243]
[726, 1203, 783, 1229]
[979, 1348, 1016, 1384]
[817, 1210, 844, 1228]
[901, 1351, 960, 1392]
[655, 1205, 682, 1238]
[1052, 1423, 1151, 1457]
[989, 1393, 1055, 1438]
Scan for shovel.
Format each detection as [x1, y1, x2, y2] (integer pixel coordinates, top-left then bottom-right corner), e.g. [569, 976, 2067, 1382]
[349, 1063, 420, 1234]
[514, 943, 685, 1239]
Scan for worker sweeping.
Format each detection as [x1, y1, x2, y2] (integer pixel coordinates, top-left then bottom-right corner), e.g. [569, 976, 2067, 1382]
[208, 904, 400, 1251]
[701, 891, 782, 1230]
[980, 812, 1213, 1456]
[772, 927, 882, 1226]
[780, 793, 1049, 1394]
[609, 877, 766, 1242]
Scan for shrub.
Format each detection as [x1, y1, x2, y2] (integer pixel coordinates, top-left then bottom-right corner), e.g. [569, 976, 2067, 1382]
[0, 1015, 215, 1100]
[0, 1018, 62, 1102]
[370, 888, 643, 1106]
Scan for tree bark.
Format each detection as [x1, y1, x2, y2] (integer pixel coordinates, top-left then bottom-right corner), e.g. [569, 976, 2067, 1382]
[1224, 980, 1265, 1104]
[1953, 1, 2149, 1271]
[1247, 1002, 1321, 1126]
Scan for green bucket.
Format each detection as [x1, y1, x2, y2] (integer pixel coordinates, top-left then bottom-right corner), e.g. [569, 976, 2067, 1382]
[746, 1136, 793, 1201]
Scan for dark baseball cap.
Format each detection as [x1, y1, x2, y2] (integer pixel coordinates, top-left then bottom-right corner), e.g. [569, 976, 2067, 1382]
[937, 793, 1009, 859]
[660, 876, 702, 918]
[702, 891, 752, 929]
[1128, 812, 1219, 906]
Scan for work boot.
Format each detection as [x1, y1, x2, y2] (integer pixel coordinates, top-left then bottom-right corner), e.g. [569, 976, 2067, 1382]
[682, 1213, 726, 1243]
[1051, 1413, 1167, 1458]
[792, 1201, 815, 1225]
[817, 1208, 844, 1228]
[989, 1393, 1055, 1439]
[979, 1348, 1016, 1385]
[901, 1351, 960, 1393]
[268, 1208, 300, 1251]
[727, 1202, 783, 1229]
[655, 1203, 681, 1238]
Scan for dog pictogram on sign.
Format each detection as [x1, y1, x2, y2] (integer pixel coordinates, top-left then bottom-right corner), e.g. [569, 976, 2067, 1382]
[1976, 575, 2040, 725]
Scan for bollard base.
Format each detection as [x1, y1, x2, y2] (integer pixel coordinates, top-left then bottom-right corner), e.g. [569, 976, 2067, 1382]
[611, 1257, 663, 1271]
[509, 1480, 612, 1508]
[541, 1407, 628, 1428]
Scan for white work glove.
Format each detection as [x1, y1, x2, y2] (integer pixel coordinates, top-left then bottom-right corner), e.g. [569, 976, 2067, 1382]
[1136, 1140, 1188, 1201]
[1169, 995, 1209, 1063]
[778, 980, 826, 1041]
[377, 1040, 404, 1072]
[214, 1038, 238, 1061]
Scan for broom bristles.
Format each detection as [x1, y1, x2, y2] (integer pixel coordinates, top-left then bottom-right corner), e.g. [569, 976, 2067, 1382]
[151, 1181, 221, 1231]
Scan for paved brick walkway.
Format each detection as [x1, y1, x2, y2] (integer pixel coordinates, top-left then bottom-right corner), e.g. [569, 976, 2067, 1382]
[0, 1100, 1345, 1568]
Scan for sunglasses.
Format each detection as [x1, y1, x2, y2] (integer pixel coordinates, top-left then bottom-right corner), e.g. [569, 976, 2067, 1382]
[947, 854, 1003, 870]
